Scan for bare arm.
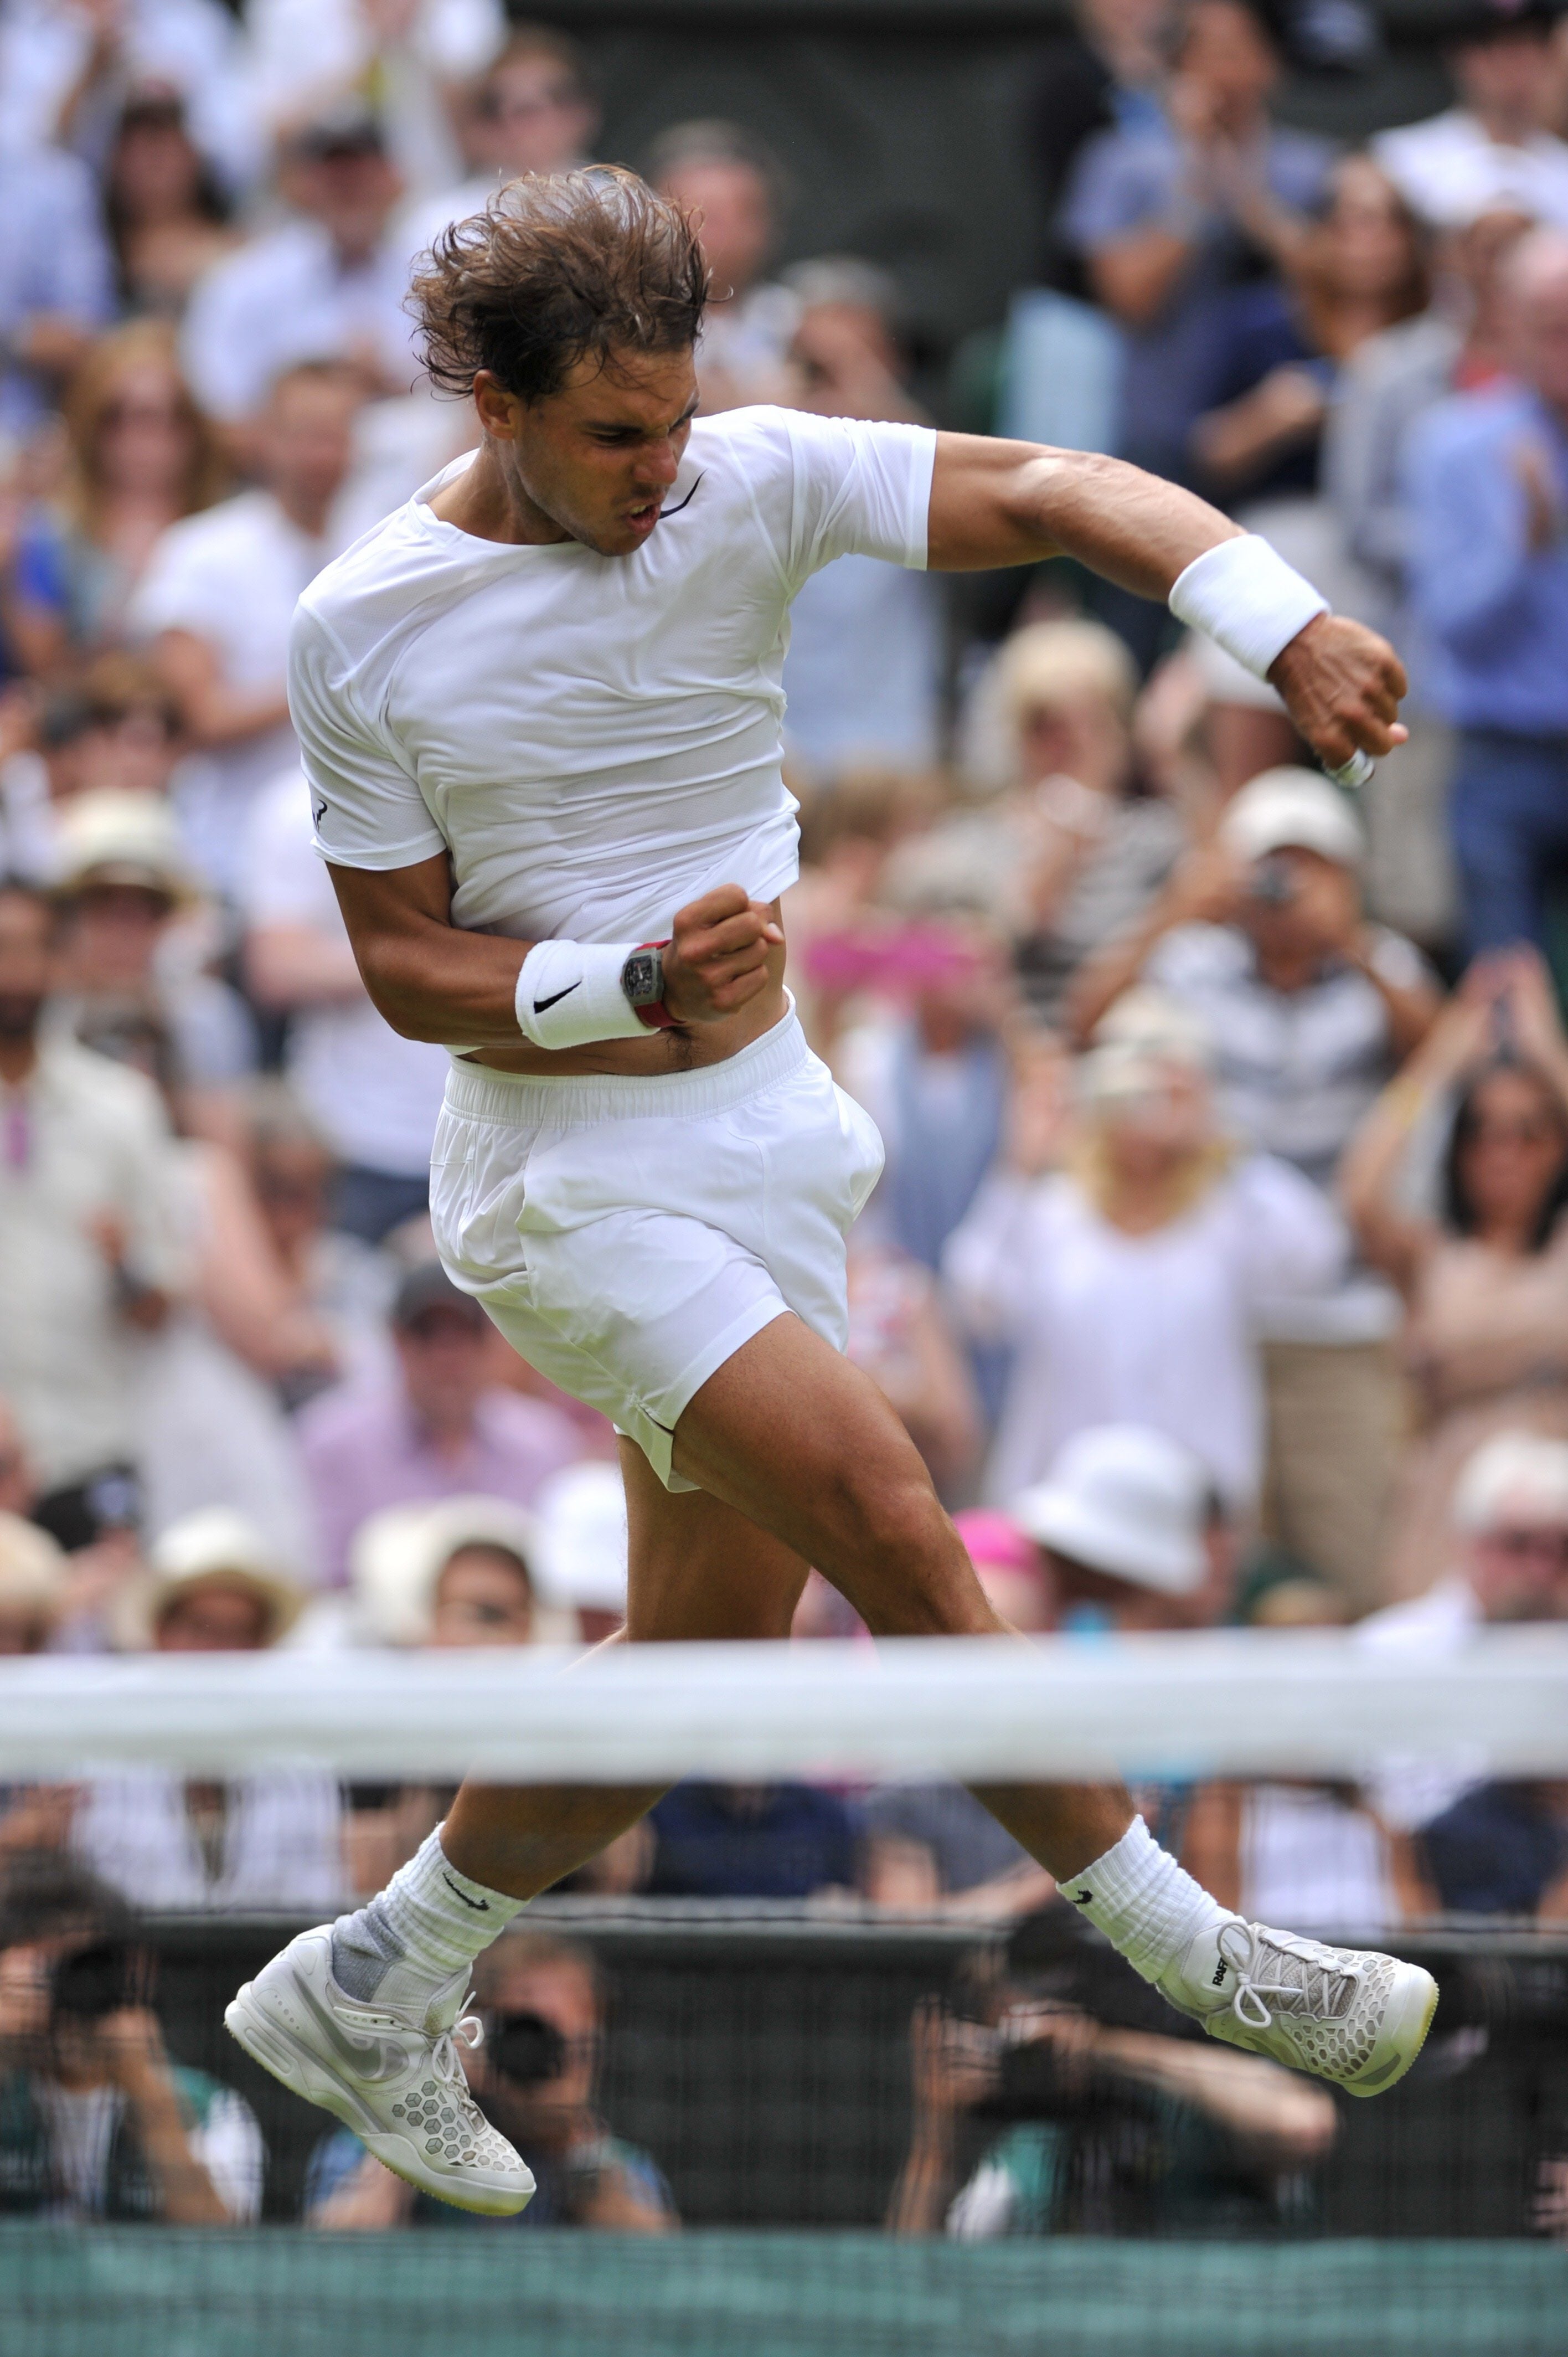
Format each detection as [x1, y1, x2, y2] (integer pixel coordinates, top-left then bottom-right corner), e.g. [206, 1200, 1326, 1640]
[244, 921, 366, 1012]
[926, 436, 1406, 777]
[329, 860, 782, 1050]
[1338, 977, 1498, 1290]
[1093, 2027, 1338, 2166]
[151, 629, 292, 751]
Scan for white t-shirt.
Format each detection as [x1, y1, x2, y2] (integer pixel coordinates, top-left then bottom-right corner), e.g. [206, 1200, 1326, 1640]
[241, 764, 451, 1175]
[943, 1157, 1345, 1506]
[1371, 107, 1568, 231]
[131, 490, 337, 894]
[290, 405, 937, 944]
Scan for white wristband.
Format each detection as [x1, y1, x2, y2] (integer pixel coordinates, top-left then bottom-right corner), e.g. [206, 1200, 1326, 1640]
[1169, 534, 1329, 683]
[514, 939, 648, 1051]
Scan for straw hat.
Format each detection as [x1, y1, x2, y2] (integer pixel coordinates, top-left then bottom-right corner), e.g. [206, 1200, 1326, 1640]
[350, 1494, 553, 1646]
[51, 790, 199, 906]
[0, 1514, 67, 1639]
[1013, 1427, 1210, 1597]
[111, 1507, 306, 1650]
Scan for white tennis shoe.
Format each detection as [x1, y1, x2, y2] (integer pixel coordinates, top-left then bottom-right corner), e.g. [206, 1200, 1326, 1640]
[1158, 1916, 1438, 2097]
[225, 1923, 534, 2215]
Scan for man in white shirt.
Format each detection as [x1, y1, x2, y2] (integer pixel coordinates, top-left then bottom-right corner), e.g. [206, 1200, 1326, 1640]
[398, 22, 600, 267]
[649, 120, 800, 410]
[132, 361, 362, 897]
[182, 101, 412, 429]
[226, 166, 1433, 2220]
[1373, 0, 1568, 231]
[242, 763, 451, 1241]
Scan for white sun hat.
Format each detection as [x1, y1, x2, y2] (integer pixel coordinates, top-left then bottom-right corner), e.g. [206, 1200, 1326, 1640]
[1012, 1425, 1211, 1596]
[1218, 767, 1366, 871]
[349, 1494, 554, 1646]
[532, 1461, 629, 1615]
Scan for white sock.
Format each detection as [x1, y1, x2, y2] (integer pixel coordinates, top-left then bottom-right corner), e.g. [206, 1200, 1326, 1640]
[1060, 1816, 1231, 1984]
[331, 1827, 523, 2024]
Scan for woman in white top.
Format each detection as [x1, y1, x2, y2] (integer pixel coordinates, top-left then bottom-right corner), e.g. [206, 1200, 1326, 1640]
[944, 994, 1345, 1507]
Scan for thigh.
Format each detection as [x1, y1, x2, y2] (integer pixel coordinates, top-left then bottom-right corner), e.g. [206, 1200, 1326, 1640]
[670, 1313, 1000, 1640]
[620, 1437, 810, 1642]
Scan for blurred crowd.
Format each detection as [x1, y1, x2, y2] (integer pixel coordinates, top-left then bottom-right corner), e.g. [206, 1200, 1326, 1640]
[2, 0, 1568, 2240]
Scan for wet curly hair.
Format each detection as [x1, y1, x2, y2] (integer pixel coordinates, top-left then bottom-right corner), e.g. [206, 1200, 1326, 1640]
[409, 165, 708, 405]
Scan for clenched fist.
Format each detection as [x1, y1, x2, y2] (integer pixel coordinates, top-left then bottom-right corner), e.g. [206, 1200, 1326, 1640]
[662, 885, 784, 1026]
[1268, 613, 1408, 776]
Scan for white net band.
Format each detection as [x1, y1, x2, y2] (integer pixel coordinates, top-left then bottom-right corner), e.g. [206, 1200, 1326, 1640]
[2, 1628, 1566, 1783]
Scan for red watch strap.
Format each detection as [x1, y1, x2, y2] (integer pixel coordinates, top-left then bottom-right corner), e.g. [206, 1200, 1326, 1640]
[632, 939, 677, 1028]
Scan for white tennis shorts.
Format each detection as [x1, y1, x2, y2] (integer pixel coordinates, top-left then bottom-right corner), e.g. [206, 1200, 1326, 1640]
[430, 1009, 885, 1489]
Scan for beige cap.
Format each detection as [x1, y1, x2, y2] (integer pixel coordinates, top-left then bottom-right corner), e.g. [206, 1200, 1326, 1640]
[111, 1507, 306, 1650]
[1218, 768, 1365, 870]
[0, 1513, 67, 1632]
[53, 790, 199, 905]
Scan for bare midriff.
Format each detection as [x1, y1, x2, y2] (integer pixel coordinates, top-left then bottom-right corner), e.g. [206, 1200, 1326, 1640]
[462, 901, 790, 1078]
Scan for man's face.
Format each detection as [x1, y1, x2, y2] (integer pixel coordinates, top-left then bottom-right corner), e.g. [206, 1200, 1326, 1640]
[287, 147, 401, 257]
[1239, 843, 1360, 966]
[657, 158, 773, 297]
[472, 1956, 600, 2144]
[260, 378, 361, 516]
[1178, 1, 1280, 115]
[478, 55, 597, 179]
[0, 891, 52, 1046]
[482, 345, 699, 558]
[430, 1545, 535, 1646]
[1467, 1506, 1568, 1622]
[394, 1306, 488, 1425]
[61, 883, 172, 990]
[1452, 28, 1555, 125]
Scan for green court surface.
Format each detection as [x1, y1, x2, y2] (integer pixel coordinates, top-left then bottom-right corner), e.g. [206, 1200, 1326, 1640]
[4, 2228, 1566, 2357]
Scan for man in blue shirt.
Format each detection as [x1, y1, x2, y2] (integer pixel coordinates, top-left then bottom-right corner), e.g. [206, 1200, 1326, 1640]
[1405, 229, 1568, 954]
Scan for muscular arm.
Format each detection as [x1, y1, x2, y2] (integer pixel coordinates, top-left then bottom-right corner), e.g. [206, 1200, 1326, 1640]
[926, 435, 1407, 774]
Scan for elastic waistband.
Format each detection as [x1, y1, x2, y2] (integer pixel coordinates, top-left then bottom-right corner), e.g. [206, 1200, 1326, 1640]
[442, 1007, 812, 1129]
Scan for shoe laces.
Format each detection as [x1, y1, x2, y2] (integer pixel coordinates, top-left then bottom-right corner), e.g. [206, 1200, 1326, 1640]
[1217, 1919, 1362, 2034]
[430, 2006, 485, 2107]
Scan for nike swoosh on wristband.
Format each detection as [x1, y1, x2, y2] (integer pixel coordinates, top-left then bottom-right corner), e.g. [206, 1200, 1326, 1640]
[295, 1981, 408, 2083]
[442, 1872, 491, 1912]
[532, 982, 581, 1015]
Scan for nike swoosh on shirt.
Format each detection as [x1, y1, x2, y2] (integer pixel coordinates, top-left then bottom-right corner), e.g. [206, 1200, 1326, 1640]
[659, 472, 704, 518]
[313, 799, 327, 827]
[533, 982, 581, 1015]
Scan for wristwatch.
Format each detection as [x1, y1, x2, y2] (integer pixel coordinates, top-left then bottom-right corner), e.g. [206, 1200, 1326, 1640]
[622, 940, 678, 1029]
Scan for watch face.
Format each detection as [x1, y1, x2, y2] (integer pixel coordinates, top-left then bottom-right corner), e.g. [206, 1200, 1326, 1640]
[623, 950, 659, 1005]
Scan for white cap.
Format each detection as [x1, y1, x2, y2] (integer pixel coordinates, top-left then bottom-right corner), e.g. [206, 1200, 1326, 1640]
[1218, 767, 1365, 870]
[1082, 987, 1213, 1105]
[1453, 1431, 1568, 1533]
[532, 1461, 628, 1614]
[1012, 1426, 1211, 1596]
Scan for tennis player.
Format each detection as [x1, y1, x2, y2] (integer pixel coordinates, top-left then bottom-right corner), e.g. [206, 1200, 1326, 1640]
[228, 168, 1436, 2214]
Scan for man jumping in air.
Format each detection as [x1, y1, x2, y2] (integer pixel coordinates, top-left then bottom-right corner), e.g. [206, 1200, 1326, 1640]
[227, 168, 1436, 2214]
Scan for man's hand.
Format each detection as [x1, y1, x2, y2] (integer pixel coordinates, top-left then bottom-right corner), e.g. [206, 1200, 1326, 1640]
[662, 886, 783, 1027]
[1268, 613, 1408, 775]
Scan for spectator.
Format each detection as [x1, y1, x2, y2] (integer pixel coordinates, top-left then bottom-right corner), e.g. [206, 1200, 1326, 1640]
[888, 1906, 1336, 2237]
[0, 1394, 35, 1519]
[180, 102, 411, 431]
[646, 1780, 860, 1901]
[102, 84, 238, 320]
[241, 1081, 395, 1392]
[0, 0, 252, 191]
[0, 657, 185, 885]
[1373, 0, 1568, 233]
[1013, 1423, 1224, 1632]
[0, 1511, 64, 1655]
[399, 22, 601, 261]
[945, 996, 1344, 1509]
[297, 1260, 584, 1586]
[1023, 0, 1169, 291]
[1071, 771, 1439, 1610]
[0, 876, 182, 1521]
[1420, 1778, 1568, 1916]
[531, 1460, 629, 1646]
[16, 321, 229, 670]
[0, 1849, 262, 2222]
[347, 1495, 556, 1650]
[1404, 227, 1568, 958]
[241, 764, 450, 1244]
[71, 1506, 343, 1913]
[1059, 0, 1334, 504]
[845, 1233, 983, 1500]
[1342, 951, 1568, 1598]
[131, 359, 362, 897]
[307, 1928, 674, 2231]
[778, 256, 942, 775]
[242, 0, 507, 207]
[1361, 1431, 1568, 1840]
[50, 789, 256, 1144]
[930, 620, 1187, 1026]
[786, 768, 947, 1057]
[0, 132, 114, 441]
[649, 120, 797, 410]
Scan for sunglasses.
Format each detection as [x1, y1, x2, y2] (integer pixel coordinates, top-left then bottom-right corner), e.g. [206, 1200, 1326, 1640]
[1486, 1527, 1568, 1563]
